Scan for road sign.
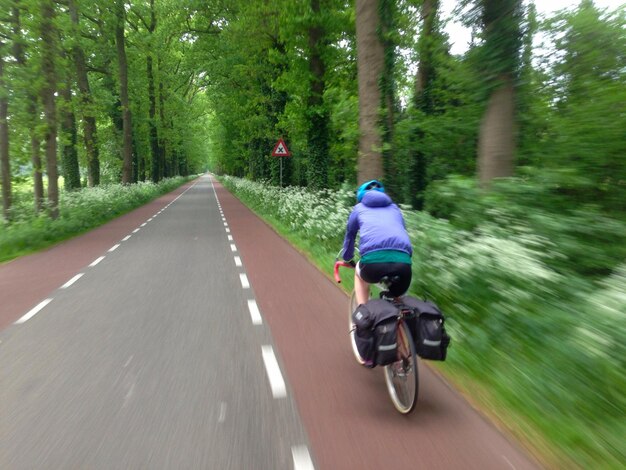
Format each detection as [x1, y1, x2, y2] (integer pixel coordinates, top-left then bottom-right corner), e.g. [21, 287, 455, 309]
[272, 138, 291, 157]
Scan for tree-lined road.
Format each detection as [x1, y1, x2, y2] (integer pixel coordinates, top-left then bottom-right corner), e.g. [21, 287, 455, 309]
[1, 176, 541, 469]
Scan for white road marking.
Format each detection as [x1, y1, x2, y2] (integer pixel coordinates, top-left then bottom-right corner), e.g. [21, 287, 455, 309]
[261, 346, 287, 398]
[148, 218, 153, 222]
[122, 235, 131, 241]
[292, 446, 315, 470]
[141, 222, 147, 227]
[234, 256, 242, 267]
[223, 222, 228, 227]
[218, 402, 227, 423]
[226, 228, 230, 233]
[239, 273, 250, 289]
[133, 228, 140, 233]
[89, 256, 105, 267]
[61, 273, 84, 289]
[230, 244, 237, 252]
[109, 244, 120, 252]
[15, 298, 53, 324]
[123, 355, 134, 368]
[228, 235, 233, 241]
[503, 456, 517, 469]
[247, 300, 262, 325]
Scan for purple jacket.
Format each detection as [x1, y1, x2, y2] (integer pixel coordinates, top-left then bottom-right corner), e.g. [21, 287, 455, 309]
[341, 191, 413, 261]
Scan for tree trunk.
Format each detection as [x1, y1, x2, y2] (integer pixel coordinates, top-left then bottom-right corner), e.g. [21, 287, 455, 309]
[40, 0, 59, 219]
[0, 45, 10, 221]
[59, 78, 81, 190]
[478, 76, 515, 185]
[355, 0, 384, 184]
[158, 63, 168, 177]
[68, 0, 100, 187]
[476, 0, 521, 186]
[12, 3, 44, 212]
[306, 0, 329, 189]
[410, 0, 438, 209]
[115, 0, 133, 184]
[147, 55, 160, 182]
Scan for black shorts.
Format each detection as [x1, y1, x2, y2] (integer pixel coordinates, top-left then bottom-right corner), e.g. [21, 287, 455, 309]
[357, 262, 412, 297]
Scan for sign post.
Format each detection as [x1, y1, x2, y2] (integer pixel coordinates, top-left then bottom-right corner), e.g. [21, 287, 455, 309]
[271, 138, 291, 187]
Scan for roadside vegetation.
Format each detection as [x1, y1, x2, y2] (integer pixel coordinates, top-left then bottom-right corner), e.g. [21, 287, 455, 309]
[220, 174, 625, 470]
[0, 176, 193, 263]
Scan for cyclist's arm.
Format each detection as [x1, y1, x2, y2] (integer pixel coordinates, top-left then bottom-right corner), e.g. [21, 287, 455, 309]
[341, 210, 359, 262]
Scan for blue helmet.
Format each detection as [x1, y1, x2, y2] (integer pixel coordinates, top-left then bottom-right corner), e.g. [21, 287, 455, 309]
[356, 179, 385, 203]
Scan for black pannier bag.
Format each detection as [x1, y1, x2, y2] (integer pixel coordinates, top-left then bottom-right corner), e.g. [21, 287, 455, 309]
[400, 296, 450, 361]
[352, 299, 399, 366]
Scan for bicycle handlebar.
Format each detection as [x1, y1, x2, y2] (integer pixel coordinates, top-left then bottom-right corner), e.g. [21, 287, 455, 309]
[334, 260, 355, 283]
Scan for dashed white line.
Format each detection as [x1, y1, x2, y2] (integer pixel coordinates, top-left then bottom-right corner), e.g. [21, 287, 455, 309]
[109, 244, 120, 252]
[122, 235, 131, 241]
[503, 456, 517, 469]
[90, 256, 105, 267]
[226, 228, 231, 233]
[148, 218, 153, 222]
[230, 244, 237, 252]
[141, 222, 147, 227]
[261, 346, 287, 398]
[234, 256, 242, 267]
[133, 228, 140, 234]
[223, 222, 228, 227]
[61, 273, 84, 289]
[228, 235, 233, 241]
[218, 402, 227, 423]
[239, 273, 250, 289]
[247, 300, 262, 325]
[15, 298, 53, 324]
[292, 446, 315, 470]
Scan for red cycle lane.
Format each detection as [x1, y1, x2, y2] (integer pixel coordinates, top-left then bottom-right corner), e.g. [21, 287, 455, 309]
[0, 179, 198, 331]
[213, 178, 543, 470]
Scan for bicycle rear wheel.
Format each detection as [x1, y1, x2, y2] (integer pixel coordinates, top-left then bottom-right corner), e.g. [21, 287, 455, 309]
[348, 290, 367, 365]
[383, 320, 419, 414]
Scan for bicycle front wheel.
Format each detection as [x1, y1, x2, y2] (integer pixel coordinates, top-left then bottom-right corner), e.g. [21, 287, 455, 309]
[383, 320, 419, 414]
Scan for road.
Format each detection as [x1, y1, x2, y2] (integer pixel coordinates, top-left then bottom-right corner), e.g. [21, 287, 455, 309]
[0, 175, 542, 469]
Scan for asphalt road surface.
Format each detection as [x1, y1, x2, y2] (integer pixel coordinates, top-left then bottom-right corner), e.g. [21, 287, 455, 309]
[0, 175, 542, 469]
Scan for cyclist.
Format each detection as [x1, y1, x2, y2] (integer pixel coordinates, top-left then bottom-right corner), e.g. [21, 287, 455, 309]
[341, 180, 413, 306]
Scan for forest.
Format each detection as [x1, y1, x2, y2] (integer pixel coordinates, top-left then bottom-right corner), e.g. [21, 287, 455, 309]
[0, 0, 624, 467]
[0, 0, 624, 219]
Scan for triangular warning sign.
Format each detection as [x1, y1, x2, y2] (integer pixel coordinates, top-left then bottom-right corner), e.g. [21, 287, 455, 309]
[271, 138, 291, 157]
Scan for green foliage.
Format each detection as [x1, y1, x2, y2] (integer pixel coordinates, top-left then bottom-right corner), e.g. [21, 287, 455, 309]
[424, 171, 626, 277]
[222, 175, 626, 468]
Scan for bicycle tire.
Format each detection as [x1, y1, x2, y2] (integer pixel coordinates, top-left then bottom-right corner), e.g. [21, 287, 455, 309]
[383, 320, 419, 414]
[348, 290, 367, 365]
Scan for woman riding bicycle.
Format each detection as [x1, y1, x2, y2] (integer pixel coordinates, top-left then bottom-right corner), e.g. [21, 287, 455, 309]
[341, 180, 413, 307]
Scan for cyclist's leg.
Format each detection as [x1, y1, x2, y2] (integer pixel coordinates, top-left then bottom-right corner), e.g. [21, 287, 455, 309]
[354, 265, 370, 306]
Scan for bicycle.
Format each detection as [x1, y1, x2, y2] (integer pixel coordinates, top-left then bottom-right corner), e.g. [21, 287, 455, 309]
[334, 259, 419, 414]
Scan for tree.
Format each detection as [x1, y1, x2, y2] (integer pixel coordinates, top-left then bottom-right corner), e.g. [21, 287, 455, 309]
[12, 1, 44, 212]
[0, 39, 9, 220]
[59, 69, 81, 191]
[474, 0, 523, 186]
[306, 0, 330, 189]
[410, 0, 439, 208]
[115, 0, 133, 184]
[68, 0, 100, 187]
[40, 0, 60, 219]
[355, 0, 385, 184]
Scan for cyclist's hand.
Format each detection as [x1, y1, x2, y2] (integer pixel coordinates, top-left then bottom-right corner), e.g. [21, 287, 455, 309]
[347, 259, 356, 268]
